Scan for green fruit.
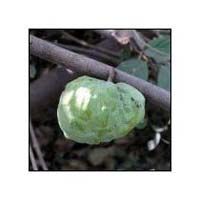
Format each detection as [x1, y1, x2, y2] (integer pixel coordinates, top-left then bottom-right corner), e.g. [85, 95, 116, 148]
[57, 76, 145, 144]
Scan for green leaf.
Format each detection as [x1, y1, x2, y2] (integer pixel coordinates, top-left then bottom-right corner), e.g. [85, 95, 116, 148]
[157, 63, 170, 91]
[145, 35, 170, 63]
[119, 45, 132, 61]
[117, 58, 148, 81]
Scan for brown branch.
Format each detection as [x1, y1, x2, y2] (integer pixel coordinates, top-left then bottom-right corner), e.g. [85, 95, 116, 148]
[30, 120, 48, 170]
[30, 35, 170, 112]
[96, 37, 122, 52]
[30, 38, 122, 119]
[94, 30, 114, 38]
[95, 29, 146, 50]
[31, 66, 119, 120]
[131, 30, 146, 50]
[56, 43, 120, 65]
[61, 31, 120, 58]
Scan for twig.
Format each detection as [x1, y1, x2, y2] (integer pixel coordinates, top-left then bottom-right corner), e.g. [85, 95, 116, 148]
[158, 30, 171, 35]
[30, 35, 170, 112]
[30, 145, 38, 170]
[30, 38, 122, 119]
[131, 30, 146, 50]
[95, 30, 148, 59]
[94, 30, 114, 38]
[56, 43, 120, 65]
[161, 138, 170, 145]
[30, 120, 48, 170]
[96, 30, 170, 57]
[95, 37, 122, 52]
[152, 30, 160, 36]
[95, 30, 146, 50]
[61, 31, 120, 58]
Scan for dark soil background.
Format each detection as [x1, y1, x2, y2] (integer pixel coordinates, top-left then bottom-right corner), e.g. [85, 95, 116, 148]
[29, 29, 171, 171]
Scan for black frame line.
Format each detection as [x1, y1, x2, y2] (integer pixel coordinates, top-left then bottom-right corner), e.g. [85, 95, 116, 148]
[28, 28, 172, 172]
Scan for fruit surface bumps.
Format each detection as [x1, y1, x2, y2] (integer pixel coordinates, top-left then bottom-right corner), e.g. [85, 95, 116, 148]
[57, 76, 145, 144]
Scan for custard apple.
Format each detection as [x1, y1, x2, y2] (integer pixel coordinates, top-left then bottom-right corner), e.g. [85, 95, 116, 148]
[57, 76, 145, 144]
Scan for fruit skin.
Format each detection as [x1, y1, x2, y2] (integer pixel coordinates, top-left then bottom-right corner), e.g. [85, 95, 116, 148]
[57, 76, 145, 144]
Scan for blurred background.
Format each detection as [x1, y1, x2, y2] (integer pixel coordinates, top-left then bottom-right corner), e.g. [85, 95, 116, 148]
[29, 29, 171, 171]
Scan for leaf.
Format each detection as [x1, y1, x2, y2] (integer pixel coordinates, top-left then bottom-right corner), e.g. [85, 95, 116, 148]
[119, 45, 132, 61]
[117, 58, 148, 81]
[145, 35, 170, 63]
[157, 63, 170, 91]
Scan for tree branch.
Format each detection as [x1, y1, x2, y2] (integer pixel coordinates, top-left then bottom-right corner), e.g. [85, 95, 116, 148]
[30, 35, 170, 112]
[61, 31, 120, 58]
[95, 29, 146, 50]
[30, 120, 48, 170]
[30, 38, 122, 119]
[56, 43, 120, 65]
[30, 145, 38, 170]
